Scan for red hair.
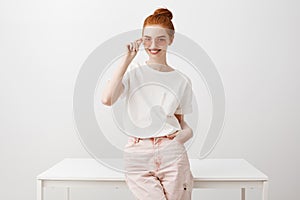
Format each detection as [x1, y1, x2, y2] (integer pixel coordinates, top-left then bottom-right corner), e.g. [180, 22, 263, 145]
[143, 8, 175, 38]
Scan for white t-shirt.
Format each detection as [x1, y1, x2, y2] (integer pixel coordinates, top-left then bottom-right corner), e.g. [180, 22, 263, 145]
[119, 61, 193, 138]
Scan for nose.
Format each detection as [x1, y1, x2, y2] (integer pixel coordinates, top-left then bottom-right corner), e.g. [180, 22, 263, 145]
[149, 39, 158, 49]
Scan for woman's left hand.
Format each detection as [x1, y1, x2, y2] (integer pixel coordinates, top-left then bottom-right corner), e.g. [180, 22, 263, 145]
[166, 130, 180, 139]
[173, 122, 194, 144]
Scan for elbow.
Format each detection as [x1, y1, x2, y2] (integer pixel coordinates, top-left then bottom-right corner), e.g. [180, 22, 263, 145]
[101, 97, 112, 106]
[186, 127, 193, 139]
[179, 121, 193, 138]
[189, 127, 194, 138]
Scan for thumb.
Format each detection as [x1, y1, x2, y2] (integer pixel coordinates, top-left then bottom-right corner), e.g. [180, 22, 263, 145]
[137, 38, 143, 45]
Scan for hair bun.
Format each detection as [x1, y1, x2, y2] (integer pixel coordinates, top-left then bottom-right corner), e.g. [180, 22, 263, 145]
[153, 8, 173, 20]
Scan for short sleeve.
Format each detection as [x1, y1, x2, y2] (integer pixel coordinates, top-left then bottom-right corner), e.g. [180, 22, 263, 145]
[119, 71, 130, 100]
[174, 78, 193, 114]
[119, 62, 139, 100]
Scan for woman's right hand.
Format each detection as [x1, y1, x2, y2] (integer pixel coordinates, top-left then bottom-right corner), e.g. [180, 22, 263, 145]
[125, 37, 143, 60]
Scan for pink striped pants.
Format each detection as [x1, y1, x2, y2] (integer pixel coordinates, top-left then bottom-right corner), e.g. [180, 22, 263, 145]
[123, 135, 194, 200]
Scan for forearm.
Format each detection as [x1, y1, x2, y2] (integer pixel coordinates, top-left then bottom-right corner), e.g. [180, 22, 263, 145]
[101, 55, 133, 105]
[175, 120, 193, 144]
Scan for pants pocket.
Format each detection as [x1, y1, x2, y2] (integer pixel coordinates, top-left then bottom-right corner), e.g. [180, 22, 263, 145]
[124, 137, 139, 148]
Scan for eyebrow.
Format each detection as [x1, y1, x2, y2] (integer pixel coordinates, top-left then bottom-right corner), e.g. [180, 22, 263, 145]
[144, 35, 166, 38]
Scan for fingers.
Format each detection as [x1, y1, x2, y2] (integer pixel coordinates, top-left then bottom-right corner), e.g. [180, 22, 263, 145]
[133, 38, 143, 51]
[126, 38, 143, 53]
[133, 40, 137, 51]
[126, 43, 132, 52]
[166, 130, 180, 139]
[136, 37, 143, 46]
[130, 42, 134, 51]
[127, 42, 135, 52]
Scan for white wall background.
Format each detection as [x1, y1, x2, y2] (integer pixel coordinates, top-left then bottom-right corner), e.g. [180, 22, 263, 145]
[0, 0, 299, 199]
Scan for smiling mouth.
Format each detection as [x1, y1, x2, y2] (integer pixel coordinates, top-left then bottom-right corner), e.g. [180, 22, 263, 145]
[148, 49, 161, 55]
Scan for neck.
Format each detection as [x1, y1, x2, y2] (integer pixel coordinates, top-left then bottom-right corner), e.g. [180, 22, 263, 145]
[146, 57, 168, 66]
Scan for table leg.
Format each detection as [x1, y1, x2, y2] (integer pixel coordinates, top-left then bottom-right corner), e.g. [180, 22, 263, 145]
[241, 188, 245, 200]
[262, 181, 268, 200]
[36, 180, 43, 200]
[66, 187, 70, 200]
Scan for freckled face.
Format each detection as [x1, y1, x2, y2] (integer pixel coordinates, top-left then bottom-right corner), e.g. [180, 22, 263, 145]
[142, 25, 173, 57]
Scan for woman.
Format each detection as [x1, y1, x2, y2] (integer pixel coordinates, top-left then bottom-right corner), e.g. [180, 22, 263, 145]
[102, 8, 194, 200]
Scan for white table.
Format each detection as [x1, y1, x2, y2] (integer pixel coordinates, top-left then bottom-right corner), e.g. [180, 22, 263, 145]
[36, 158, 268, 200]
